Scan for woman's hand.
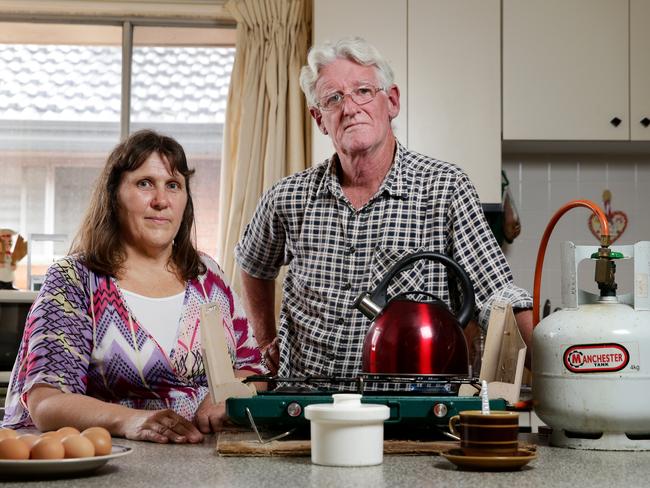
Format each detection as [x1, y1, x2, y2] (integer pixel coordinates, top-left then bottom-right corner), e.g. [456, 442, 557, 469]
[194, 396, 228, 434]
[121, 409, 204, 444]
[27, 386, 203, 444]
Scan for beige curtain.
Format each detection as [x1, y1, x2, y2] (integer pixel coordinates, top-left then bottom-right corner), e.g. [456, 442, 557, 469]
[218, 0, 312, 307]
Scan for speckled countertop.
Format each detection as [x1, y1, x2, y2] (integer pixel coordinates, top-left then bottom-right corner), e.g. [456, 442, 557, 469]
[2, 434, 650, 488]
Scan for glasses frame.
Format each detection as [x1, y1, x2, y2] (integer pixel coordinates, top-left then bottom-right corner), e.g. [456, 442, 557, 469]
[316, 85, 385, 112]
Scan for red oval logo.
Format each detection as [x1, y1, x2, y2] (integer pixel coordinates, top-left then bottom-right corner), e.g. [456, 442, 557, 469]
[563, 343, 629, 373]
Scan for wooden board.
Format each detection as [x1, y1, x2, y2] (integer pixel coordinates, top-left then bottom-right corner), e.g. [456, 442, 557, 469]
[200, 304, 256, 403]
[215, 431, 536, 457]
[458, 302, 526, 403]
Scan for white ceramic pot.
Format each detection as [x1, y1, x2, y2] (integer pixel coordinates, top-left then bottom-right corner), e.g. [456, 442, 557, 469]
[304, 393, 390, 467]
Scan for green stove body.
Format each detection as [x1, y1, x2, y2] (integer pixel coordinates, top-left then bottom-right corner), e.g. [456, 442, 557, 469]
[225, 376, 507, 431]
[226, 392, 507, 428]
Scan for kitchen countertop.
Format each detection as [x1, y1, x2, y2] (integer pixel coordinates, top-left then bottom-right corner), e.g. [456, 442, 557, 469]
[2, 433, 650, 487]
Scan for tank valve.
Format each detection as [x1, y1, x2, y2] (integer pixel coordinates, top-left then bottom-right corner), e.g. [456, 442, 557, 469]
[593, 246, 622, 297]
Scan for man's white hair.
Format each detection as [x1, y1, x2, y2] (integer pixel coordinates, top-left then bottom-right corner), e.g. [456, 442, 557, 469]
[299, 37, 395, 107]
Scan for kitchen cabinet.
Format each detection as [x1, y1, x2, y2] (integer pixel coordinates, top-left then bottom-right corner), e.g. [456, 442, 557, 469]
[312, 0, 501, 205]
[408, 0, 501, 205]
[503, 0, 650, 142]
[631, 0, 650, 141]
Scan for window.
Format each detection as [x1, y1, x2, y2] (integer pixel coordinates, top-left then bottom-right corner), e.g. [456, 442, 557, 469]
[0, 22, 235, 289]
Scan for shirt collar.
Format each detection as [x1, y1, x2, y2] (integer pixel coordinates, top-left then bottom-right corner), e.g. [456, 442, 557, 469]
[316, 139, 409, 200]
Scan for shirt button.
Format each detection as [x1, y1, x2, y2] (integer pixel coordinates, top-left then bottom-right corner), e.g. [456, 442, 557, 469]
[336, 317, 344, 325]
[342, 282, 352, 291]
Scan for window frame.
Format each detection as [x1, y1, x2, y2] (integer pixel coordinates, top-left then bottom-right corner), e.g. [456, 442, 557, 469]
[0, 1, 234, 26]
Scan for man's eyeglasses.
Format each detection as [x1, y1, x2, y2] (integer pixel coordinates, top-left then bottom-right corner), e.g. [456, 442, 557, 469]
[316, 85, 385, 111]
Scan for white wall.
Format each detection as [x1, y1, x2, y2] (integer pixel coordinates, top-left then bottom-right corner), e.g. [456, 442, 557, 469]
[502, 155, 650, 312]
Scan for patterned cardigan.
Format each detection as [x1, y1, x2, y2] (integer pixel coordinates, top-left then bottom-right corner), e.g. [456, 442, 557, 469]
[2, 253, 265, 428]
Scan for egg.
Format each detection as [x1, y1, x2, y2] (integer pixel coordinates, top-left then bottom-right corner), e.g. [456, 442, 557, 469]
[17, 433, 40, 449]
[0, 428, 18, 440]
[61, 434, 95, 458]
[30, 436, 65, 460]
[0, 437, 30, 460]
[81, 427, 112, 456]
[40, 430, 64, 440]
[57, 426, 81, 438]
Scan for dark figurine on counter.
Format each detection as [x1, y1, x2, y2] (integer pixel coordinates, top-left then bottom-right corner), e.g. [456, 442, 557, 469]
[2, 130, 266, 443]
[235, 37, 534, 380]
[0, 228, 27, 290]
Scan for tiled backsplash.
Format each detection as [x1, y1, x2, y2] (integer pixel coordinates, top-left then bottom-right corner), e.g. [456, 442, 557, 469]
[502, 155, 650, 312]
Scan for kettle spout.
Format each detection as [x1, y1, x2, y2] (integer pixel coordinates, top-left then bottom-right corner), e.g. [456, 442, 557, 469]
[353, 292, 383, 320]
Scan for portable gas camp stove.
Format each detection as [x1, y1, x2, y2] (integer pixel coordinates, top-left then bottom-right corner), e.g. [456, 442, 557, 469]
[225, 374, 507, 436]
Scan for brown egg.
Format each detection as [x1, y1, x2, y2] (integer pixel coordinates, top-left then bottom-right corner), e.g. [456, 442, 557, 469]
[0, 428, 18, 440]
[40, 430, 64, 440]
[57, 426, 81, 438]
[81, 427, 112, 456]
[61, 434, 95, 458]
[17, 433, 40, 449]
[0, 437, 30, 460]
[30, 436, 65, 459]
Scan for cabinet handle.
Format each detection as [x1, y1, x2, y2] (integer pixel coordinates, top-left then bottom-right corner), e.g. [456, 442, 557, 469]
[641, 117, 650, 128]
[610, 117, 622, 127]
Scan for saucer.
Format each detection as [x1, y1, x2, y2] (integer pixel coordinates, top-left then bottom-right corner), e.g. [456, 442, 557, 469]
[441, 448, 537, 471]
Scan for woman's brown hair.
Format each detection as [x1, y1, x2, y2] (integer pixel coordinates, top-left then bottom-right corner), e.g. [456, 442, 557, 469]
[70, 129, 206, 280]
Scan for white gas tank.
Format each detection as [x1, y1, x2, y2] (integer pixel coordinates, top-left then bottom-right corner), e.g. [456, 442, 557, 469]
[533, 241, 650, 450]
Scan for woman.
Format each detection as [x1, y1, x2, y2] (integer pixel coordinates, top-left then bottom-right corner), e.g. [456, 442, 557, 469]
[2, 130, 266, 443]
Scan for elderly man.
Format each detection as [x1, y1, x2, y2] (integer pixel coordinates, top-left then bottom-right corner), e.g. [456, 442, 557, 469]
[235, 37, 533, 379]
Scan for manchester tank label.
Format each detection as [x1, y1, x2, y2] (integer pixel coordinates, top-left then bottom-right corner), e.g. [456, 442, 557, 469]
[563, 343, 630, 373]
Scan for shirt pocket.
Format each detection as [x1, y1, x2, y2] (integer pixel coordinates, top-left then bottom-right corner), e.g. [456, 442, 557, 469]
[369, 246, 430, 301]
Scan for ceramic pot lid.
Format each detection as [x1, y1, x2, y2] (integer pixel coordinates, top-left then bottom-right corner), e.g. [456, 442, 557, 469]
[304, 394, 390, 423]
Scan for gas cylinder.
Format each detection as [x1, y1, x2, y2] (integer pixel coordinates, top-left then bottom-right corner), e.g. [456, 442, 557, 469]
[533, 241, 650, 450]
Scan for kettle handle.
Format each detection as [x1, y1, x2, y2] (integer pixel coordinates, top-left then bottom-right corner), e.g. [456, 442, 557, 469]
[359, 251, 475, 328]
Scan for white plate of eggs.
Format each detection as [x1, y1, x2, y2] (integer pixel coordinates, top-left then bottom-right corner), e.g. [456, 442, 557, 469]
[0, 426, 132, 476]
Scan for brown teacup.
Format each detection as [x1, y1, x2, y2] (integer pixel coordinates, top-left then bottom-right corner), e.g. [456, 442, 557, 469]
[448, 410, 519, 457]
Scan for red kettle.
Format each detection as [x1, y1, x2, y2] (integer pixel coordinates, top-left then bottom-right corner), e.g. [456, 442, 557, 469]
[353, 251, 474, 375]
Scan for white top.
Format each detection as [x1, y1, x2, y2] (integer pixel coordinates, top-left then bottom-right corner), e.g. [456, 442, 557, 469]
[121, 289, 185, 355]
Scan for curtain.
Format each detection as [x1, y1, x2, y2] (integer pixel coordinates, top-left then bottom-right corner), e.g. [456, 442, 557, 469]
[218, 0, 311, 308]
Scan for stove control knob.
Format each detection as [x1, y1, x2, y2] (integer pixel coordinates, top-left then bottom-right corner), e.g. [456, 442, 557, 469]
[287, 402, 303, 417]
[432, 403, 448, 418]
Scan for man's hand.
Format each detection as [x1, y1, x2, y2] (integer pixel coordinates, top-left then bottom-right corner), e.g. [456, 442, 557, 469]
[194, 396, 228, 434]
[514, 308, 534, 368]
[260, 337, 279, 375]
[121, 409, 204, 444]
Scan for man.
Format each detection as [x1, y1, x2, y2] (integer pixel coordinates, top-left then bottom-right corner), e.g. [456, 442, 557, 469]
[235, 37, 533, 379]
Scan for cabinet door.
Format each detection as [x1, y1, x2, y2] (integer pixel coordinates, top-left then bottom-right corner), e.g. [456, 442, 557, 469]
[311, 0, 407, 164]
[631, 0, 650, 141]
[408, 0, 501, 204]
[503, 0, 629, 141]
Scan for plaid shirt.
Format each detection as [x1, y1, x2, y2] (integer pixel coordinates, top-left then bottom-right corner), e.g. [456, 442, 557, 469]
[235, 141, 532, 380]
